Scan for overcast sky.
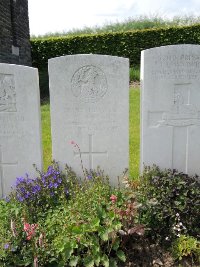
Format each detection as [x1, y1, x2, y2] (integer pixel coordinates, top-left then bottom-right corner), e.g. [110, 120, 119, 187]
[28, 0, 200, 36]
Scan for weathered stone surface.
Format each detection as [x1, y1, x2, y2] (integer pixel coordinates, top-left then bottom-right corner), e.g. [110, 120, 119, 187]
[141, 45, 200, 175]
[49, 54, 129, 185]
[0, 63, 42, 197]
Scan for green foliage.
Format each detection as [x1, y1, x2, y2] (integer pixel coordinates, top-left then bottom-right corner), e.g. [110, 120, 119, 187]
[136, 165, 200, 244]
[0, 162, 199, 265]
[129, 66, 140, 82]
[0, 163, 144, 266]
[31, 24, 200, 71]
[172, 235, 200, 262]
[38, 67, 49, 99]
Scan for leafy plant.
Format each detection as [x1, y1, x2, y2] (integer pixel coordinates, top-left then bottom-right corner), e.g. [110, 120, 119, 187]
[136, 165, 200, 244]
[0, 162, 144, 266]
[42, 167, 127, 266]
[172, 235, 200, 262]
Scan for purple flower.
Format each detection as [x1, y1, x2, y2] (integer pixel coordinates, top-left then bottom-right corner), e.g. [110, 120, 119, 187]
[53, 182, 58, 188]
[48, 181, 53, 188]
[4, 243, 9, 249]
[32, 184, 41, 194]
[41, 176, 46, 184]
[47, 166, 54, 175]
[87, 175, 92, 180]
[50, 191, 54, 196]
[17, 194, 24, 202]
[19, 187, 26, 193]
[24, 191, 31, 199]
[27, 178, 34, 184]
[57, 178, 62, 184]
[4, 196, 10, 202]
[15, 176, 25, 186]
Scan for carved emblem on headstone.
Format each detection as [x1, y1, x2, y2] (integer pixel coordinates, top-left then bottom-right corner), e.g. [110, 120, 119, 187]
[0, 74, 16, 112]
[71, 65, 108, 103]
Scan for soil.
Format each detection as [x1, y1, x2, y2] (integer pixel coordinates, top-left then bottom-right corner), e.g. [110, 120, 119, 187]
[129, 81, 140, 88]
[119, 237, 199, 267]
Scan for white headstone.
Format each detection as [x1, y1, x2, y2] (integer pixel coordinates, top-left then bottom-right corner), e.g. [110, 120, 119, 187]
[141, 44, 200, 175]
[49, 54, 129, 185]
[0, 63, 43, 197]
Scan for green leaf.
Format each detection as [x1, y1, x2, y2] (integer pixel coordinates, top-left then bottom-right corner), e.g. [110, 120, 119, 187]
[91, 217, 100, 227]
[108, 210, 115, 220]
[72, 225, 82, 234]
[83, 255, 94, 267]
[65, 247, 74, 260]
[69, 256, 79, 266]
[94, 254, 101, 266]
[49, 257, 57, 263]
[116, 250, 126, 262]
[101, 254, 109, 267]
[99, 230, 108, 241]
[109, 258, 118, 267]
[112, 239, 120, 251]
[97, 206, 106, 219]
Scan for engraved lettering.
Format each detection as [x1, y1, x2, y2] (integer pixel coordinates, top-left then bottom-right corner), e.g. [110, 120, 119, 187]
[149, 53, 200, 80]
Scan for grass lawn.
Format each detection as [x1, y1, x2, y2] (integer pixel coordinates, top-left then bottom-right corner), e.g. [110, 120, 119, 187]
[41, 87, 140, 178]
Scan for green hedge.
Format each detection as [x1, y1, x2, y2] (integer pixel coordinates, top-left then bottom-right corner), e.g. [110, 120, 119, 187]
[31, 24, 200, 69]
[31, 24, 200, 98]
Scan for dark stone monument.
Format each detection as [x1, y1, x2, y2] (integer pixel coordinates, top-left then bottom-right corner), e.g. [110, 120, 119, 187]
[0, 0, 32, 66]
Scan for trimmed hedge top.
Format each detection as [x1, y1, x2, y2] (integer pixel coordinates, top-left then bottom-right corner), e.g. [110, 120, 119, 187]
[31, 24, 200, 68]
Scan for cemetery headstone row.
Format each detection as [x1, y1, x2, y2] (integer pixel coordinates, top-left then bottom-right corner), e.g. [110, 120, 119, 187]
[1, 44, 200, 197]
[0, 54, 129, 197]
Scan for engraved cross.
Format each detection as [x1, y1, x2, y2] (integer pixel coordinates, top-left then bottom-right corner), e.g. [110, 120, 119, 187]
[0, 146, 17, 197]
[148, 82, 200, 172]
[74, 134, 108, 170]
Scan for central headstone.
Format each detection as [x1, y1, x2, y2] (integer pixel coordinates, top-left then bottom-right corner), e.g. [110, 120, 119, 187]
[49, 54, 129, 185]
[141, 45, 200, 175]
[0, 63, 42, 197]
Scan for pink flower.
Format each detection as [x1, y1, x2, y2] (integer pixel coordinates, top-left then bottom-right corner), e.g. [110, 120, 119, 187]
[24, 222, 30, 232]
[110, 194, 117, 203]
[70, 140, 80, 150]
[23, 221, 38, 240]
